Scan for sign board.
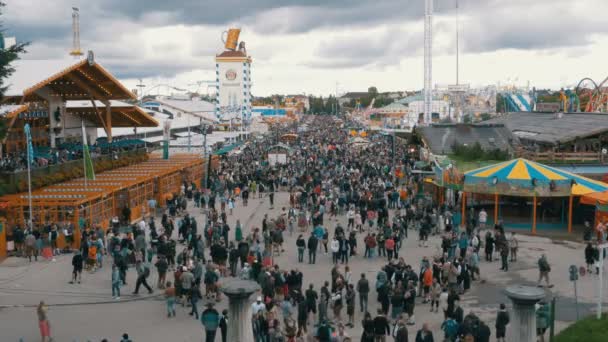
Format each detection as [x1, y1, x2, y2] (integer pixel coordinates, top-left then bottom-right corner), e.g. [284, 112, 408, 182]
[163, 121, 171, 141]
[447, 84, 470, 92]
[268, 153, 287, 166]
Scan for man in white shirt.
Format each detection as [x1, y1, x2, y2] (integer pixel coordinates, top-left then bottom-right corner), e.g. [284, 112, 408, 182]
[251, 296, 266, 316]
[479, 208, 488, 230]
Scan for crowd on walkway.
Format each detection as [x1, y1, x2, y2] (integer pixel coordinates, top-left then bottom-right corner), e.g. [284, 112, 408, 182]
[20, 115, 567, 341]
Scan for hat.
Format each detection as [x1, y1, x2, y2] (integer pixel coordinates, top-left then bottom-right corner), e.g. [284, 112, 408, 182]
[256, 296, 262, 301]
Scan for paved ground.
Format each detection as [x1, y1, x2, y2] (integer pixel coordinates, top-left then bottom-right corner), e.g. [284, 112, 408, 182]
[0, 192, 606, 341]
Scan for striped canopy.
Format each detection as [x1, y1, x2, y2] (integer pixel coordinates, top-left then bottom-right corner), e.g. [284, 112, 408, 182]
[465, 158, 608, 196]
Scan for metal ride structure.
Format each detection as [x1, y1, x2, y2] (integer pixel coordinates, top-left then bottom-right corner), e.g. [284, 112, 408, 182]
[575, 76, 608, 112]
[69, 7, 83, 58]
[423, 0, 433, 124]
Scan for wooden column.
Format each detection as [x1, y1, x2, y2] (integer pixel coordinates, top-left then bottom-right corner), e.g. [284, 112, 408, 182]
[105, 103, 113, 143]
[568, 194, 574, 234]
[532, 196, 537, 235]
[494, 193, 499, 225]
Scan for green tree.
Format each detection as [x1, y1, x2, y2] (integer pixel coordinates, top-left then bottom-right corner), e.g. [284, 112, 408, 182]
[479, 113, 492, 121]
[0, 2, 28, 142]
[368, 86, 378, 97]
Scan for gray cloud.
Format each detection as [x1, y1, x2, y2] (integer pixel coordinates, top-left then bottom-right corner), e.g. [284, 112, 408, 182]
[3, 0, 608, 85]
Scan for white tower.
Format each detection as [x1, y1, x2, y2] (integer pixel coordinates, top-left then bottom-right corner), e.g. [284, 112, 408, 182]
[69, 7, 83, 58]
[424, 0, 433, 124]
[215, 47, 252, 129]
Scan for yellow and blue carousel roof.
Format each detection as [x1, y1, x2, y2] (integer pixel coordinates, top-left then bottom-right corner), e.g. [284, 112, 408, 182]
[465, 158, 608, 196]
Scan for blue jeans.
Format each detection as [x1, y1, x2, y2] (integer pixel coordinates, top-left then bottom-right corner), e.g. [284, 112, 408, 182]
[166, 297, 176, 316]
[112, 283, 120, 297]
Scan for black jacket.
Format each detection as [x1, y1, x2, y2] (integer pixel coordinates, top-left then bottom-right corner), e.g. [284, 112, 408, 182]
[415, 330, 434, 342]
[307, 235, 318, 250]
[495, 310, 510, 330]
[373, 315, 391, 335]
[395, 325, 409, 342]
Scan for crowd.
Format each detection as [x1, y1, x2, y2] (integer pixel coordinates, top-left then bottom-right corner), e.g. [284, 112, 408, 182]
[20, 115, 567, 342]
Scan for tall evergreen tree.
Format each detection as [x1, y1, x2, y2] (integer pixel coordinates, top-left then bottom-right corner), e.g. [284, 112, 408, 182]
[0, 1, 28, 141]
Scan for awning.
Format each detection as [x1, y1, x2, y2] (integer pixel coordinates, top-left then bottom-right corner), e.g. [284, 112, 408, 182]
[214, 142, 243, 155]
[142, 136, 166, 143]
[581, 190, 608, 205]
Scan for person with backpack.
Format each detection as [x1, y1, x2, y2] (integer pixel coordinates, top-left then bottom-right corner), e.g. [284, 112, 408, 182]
[537, 254, 553, 288]
[132, 260, 153, 295]
[441, 316, 459, 342]
[201, 302, 220, 342]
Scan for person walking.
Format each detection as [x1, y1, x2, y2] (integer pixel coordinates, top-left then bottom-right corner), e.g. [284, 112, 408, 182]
[357, 273, 370, 314]
[155, 255, 169, 289]
[414, 323, 434, 342]
[345, 283, 356, 328]
[37, 301, 52, 342]
[537, 254, 553, 288]
[69, 250, 83, 284]
[509, 232, 518, 262]
[393, 318, 409, 342]
[165, 281, 177, 318]
[201, 302, 220, 342]
[296, 234, 306, 263]
[495, 303, 510, 342]
[307, 233, 318, 264]
[373, 308, 391, 342]
[133, 260, 153, 295]
[190, 285, 202, 319]
[112, 264, 121, 299]
[219, 309, 228, 342]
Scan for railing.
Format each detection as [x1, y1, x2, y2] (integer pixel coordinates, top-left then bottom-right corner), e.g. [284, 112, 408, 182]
[0, 149, 148, 195]
[517, 150, 604, 163]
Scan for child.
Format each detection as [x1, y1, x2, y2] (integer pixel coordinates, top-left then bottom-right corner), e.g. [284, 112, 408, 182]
[165, 281, 176, 318]
[228, 197, 235, 215]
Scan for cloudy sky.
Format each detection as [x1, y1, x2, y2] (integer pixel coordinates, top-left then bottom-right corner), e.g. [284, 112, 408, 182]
[4, 0, 608, 96]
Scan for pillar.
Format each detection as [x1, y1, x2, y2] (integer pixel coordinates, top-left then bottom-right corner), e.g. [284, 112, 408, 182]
[106, 105, 113, 143]
[568, 195, 573, 234]
[532, 196, 537, 235]
[220, 279, 261, 342]
[505, 285, 545, 342]
[494, 193, 499, 225]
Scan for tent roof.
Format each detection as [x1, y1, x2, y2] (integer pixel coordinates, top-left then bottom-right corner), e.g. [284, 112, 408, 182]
[465, 158, 608, 195]
[5, 58, 136, 102]
[65, 100, 158, 127]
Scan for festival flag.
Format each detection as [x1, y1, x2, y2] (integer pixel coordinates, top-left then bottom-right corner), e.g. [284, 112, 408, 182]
[81, 120, 95, 181]
[23, 123, 34, 165]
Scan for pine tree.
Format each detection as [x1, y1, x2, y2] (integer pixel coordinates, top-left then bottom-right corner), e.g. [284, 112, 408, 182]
[0, 1, 28, 141]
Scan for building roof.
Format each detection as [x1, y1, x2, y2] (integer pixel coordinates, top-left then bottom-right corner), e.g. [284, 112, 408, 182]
[0, 104, 29, 118]
[150, 98, 217, 123]
[378, 102, 408, 112]
[340, 92, 369, 99]
[417, 124, 516, 155]
[5, 58, 136, 101]
[216, 50, 248, 58]
[65, 100, 158, 127]
[483, 112, 608, 145]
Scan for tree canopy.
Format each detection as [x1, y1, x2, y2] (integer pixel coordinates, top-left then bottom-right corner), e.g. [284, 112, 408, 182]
[0, 2, 28, 140]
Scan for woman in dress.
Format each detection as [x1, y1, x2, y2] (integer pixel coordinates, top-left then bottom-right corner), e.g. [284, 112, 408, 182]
[37, 301, 52, 342]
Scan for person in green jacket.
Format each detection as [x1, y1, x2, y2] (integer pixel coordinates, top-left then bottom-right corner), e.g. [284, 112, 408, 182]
[536, 301, 550, 342]
[201, 302, 220, 342]
[235, 220, 243, 242]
